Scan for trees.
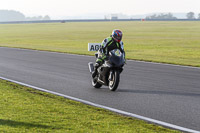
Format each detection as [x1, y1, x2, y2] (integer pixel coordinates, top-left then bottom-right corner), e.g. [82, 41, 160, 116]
[186, 12, 195, 19]
[0, 10, 51, 22]
[198, 13, 200, 19]
[0, 10, 25, 21]
[43, 15, 51, 20]
[26, 15, 51, 21]
[146, 13, 177, 20]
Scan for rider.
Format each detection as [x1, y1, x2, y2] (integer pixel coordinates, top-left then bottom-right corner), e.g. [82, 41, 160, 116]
[92, 29, 125, 78]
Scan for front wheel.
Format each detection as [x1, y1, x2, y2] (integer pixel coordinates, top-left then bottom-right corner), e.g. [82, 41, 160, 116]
[109, 70, 120, 91]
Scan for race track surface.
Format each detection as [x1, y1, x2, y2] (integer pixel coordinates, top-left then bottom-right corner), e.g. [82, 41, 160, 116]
[0, 47, 200, 131]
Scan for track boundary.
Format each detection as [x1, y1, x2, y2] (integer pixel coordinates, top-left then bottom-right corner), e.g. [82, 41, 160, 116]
[1, 47, 199, 70]
[0, 76, 199, 133]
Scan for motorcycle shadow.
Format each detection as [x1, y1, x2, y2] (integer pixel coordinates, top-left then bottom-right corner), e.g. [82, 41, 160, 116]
[117, 89, 200, 97]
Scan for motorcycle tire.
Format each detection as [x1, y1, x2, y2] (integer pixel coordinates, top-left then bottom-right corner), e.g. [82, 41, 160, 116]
[109, 70, 120, 91]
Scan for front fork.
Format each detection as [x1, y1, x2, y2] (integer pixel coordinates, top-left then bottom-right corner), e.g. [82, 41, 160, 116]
[108, 70, 114, 81]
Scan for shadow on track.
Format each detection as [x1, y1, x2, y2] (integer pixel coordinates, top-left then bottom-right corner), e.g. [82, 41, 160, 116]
[118, 89, 200, 97]
[0, 119, 53, 129]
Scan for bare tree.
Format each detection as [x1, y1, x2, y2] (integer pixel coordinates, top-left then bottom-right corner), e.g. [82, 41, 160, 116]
[186, 12, 195, 19]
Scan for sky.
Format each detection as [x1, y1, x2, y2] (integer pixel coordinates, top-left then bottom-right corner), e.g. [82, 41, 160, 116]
[1, 0, 200, 18]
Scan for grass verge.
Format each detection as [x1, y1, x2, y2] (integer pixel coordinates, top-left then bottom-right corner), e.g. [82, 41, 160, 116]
[0, 79, 180, 133]
[0, 21, 200, 67]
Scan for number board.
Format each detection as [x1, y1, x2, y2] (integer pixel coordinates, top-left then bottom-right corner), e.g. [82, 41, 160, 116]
[88, 43, 101, 51]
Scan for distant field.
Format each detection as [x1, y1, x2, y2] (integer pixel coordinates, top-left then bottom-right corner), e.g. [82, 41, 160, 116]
[0, 21, 200, 67]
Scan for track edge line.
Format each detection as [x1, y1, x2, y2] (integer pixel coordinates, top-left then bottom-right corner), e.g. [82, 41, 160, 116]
[0, 76, 199, 133]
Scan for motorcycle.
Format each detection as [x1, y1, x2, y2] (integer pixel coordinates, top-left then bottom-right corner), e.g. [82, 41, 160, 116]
[88, 49, 125, 91]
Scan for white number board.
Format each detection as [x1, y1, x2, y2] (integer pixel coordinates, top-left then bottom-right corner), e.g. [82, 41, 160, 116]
[88, 43, 101, 51]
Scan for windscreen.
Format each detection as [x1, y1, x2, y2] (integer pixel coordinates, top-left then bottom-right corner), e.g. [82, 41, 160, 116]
[109, 49, 124, 66]
[110, 49, 123, 57]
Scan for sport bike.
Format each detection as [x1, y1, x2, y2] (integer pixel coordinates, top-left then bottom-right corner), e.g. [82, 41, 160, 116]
[88, 49, 125, 91]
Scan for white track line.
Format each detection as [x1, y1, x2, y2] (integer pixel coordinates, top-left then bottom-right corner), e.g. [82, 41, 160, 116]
[0, 76, 199, 133]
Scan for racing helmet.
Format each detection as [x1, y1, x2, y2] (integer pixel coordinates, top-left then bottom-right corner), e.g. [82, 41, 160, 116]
[112, 29, 123, 42]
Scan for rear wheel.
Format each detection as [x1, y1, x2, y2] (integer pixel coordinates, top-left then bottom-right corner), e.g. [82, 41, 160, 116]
[109, 70, 120, 91]
[92, 78, 102, 88]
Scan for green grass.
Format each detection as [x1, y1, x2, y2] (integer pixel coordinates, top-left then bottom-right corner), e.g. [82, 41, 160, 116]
[0, 79, 180, 133]
[0, 21, 200, 67]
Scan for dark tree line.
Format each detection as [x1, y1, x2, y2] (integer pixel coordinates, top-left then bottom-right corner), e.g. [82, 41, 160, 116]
[0, 10, 51, 22]
[26, 15, 51, 21]
[186, 12, 200, 19]
[145, 13, 177, 20]
[146, 12, 200, 20]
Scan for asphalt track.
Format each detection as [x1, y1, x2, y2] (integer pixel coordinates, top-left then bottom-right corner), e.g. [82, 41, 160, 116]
[0, 47, 200, 131]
